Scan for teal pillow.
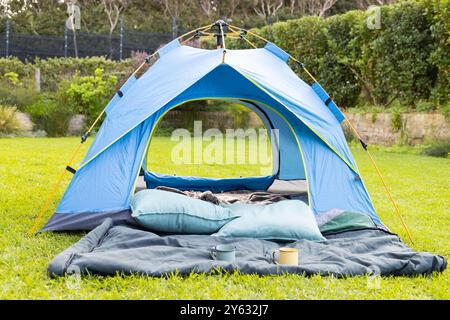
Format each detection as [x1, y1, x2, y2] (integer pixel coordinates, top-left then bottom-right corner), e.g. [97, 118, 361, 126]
[131, 189, 239, 234]
[213, 200, 325, 241]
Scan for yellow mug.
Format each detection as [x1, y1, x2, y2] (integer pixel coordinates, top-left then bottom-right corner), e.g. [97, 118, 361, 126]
[272, 247, 299, 266]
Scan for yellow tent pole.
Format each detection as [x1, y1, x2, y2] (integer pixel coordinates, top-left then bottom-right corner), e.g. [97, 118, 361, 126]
[175, 23, 214, 42]
[135, 24, 216, 75]
[180, 24, 216, 45]
[131, 49, 162, 77]
[228, 24, 320, 82]
[195, 27, 241, 48]
[228, 24, 269, 44]
[228, 25, 258, 49]
[240, 36, 258, 49]
[180, 34, 197, 45]
[28, 143, 83, 236]
[132, 59, 151, 77]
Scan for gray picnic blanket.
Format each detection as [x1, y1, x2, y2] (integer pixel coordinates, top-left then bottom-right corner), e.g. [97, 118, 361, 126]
[48, 218, 446, 277]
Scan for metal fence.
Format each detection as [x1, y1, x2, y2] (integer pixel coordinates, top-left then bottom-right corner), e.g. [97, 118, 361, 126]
[0, 21, 174, 61]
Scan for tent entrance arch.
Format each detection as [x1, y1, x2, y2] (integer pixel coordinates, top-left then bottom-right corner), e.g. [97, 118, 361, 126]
[143, 99, 279, 179]
[137, 97, 310, 196]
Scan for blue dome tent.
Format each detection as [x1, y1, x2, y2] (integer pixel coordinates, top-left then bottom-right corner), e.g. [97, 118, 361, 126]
[33, 22, 412, 242]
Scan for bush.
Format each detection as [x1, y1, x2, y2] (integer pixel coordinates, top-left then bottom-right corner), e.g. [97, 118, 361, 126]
[242, 0, 448, 111]
[370, 2, 434, 106]
[0, 105, 21, 135]
[319, 10, 365, 108]
[25, 94, 74, 137]
[66, 68, 117, 126]
[153, 125, 177, 137]
[0, 57, 33, 79]
[0, 57, 133, 92]
[269, 17, 330, 86]
[437, 104, 450, 119]
[33, 57, 132, 91]
[415, 100, 436, 112]
[391, 111, 403, 132]
[426, 0, 450, 106]
[0, 72, 39, 110]
[422, 138, 450, 158]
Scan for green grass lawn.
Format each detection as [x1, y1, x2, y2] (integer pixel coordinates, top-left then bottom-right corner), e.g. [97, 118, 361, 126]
[0, 137, 448, 299]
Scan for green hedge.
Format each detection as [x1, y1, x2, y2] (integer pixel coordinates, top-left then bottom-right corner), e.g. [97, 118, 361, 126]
[0, 56, 133, 91]
[232, 0, 449, 110]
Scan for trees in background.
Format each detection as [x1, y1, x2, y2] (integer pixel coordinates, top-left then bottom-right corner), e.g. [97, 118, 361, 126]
[101, 0, 130, 57]
[0, 0, 400, 35]
[102, 0, 130, 37]
[253, 0, 284, 25]
[0, 0, 33, 19]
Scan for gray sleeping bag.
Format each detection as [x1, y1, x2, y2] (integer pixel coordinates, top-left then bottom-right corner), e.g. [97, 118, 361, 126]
[48, 218, 446, 277]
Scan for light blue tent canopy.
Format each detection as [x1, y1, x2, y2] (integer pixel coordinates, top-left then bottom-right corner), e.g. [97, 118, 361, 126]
[42, 38, 381, 232]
